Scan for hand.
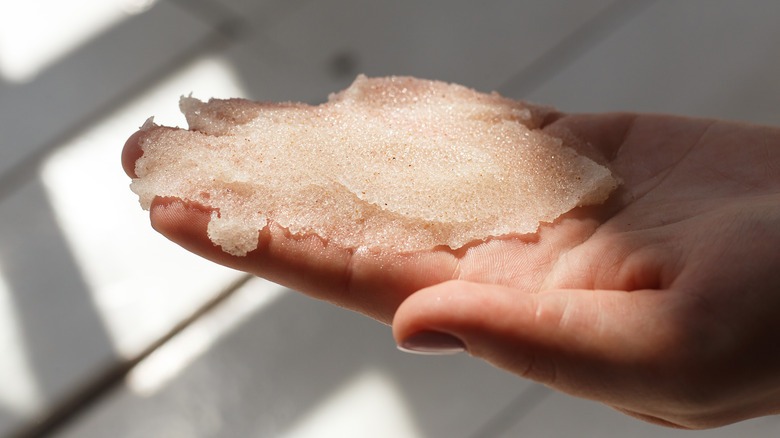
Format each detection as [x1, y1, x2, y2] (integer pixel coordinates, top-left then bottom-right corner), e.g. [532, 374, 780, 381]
[123, 112, 780, 429]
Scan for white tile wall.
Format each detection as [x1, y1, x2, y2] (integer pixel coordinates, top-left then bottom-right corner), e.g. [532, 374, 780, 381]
[0, 1, 214, 182]
[525, 0, 780, 125]
[1, 0, 779, 437]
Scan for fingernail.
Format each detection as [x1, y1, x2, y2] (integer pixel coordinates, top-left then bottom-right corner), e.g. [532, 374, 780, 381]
[397, 331, 466, 355]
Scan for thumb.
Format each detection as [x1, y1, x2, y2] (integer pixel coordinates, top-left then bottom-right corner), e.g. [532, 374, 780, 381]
[393, 280, 665, 393]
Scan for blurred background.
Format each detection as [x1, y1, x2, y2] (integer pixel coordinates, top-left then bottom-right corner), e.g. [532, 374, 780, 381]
[0, 0, 778, 437]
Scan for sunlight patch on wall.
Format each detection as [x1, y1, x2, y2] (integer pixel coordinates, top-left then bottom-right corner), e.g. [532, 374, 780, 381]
[0, 259, 42, 417]
[0, 0, 156, 83]
[40, 55, 248, 359]
[280, 370, 422, 438]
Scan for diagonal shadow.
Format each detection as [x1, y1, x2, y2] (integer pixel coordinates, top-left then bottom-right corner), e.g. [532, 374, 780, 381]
[0, 178, 115, 435]
[0, 0, 235, 204]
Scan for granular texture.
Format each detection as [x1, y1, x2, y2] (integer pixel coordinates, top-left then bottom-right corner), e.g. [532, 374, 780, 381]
[130, 75, 617, 256]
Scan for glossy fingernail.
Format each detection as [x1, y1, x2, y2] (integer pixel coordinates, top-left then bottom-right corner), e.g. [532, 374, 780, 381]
[397, 331, 466, 355]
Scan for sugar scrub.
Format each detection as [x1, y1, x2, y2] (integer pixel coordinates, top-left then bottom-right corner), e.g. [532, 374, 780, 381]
[130, 75, 617, 256]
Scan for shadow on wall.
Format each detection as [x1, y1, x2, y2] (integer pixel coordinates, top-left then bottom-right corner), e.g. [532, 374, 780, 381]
[56, 286, 538, 438]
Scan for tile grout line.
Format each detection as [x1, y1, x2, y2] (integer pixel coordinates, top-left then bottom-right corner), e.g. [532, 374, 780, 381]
[497, 0, 659, 98]
[7, 273, 255, 438]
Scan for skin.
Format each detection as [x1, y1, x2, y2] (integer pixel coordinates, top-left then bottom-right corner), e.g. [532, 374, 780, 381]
[123, 111, 780, 429]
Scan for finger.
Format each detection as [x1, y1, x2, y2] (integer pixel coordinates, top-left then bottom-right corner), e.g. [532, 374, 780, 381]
[393, 281, 775, 428]
[393, 280, 670, 400]
[122, 130, 145, 178]
[148, 196, 459, 323]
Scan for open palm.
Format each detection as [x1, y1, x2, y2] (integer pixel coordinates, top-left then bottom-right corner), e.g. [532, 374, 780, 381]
[124, 111, 780, 428]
